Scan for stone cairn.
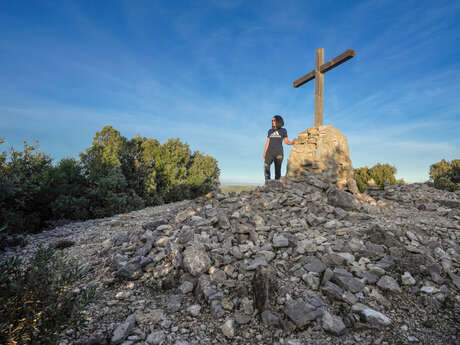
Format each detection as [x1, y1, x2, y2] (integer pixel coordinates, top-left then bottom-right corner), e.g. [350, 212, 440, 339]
[287, 125, 359, 194]
[1, 178, 460, 345]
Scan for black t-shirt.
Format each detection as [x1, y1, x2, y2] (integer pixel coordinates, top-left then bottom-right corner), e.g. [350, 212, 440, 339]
[267, 127, 287, 153]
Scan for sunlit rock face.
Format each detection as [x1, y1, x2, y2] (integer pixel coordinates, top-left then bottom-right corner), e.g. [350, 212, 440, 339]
[287, 125, 358, 193]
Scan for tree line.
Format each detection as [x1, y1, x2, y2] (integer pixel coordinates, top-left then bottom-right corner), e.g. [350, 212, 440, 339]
[0, 126, 219, 234]
[1, 124, 457, 235]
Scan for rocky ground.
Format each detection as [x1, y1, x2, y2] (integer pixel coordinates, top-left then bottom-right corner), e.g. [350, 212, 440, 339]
[2, 177, 460, 345]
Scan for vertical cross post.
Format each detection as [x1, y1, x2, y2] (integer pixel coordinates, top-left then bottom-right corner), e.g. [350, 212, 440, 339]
[293, 48, 355, 128]
[314, 48, 324, 127]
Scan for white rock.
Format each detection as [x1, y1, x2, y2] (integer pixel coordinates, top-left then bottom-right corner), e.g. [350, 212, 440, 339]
[273, 234, 289, 248]
[401, 272, 416, 285]
[187, 304, 201, 316]
[420, 286, 438, 294]
[352, 303, 391, 327]
[221, 319, 236, 338]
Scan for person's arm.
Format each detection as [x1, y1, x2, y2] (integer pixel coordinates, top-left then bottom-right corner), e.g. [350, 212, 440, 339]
[263, 137, 269, 158]
[283, 137, 296, 145]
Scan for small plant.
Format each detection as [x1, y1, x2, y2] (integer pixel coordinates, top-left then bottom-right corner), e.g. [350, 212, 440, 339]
[0, 245, 95, 345]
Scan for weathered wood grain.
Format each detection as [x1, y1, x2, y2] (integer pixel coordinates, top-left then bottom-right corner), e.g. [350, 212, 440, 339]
[293, 70, 315, 88]
[293, 48, 355, 127]
[314, 48, 324, 127]
[319, 49, 355, 73]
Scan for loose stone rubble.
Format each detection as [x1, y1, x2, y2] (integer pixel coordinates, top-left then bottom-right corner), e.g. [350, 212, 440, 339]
[2, 178, 460, 345]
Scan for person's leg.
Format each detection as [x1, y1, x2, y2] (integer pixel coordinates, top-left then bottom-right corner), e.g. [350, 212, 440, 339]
[264, 152, 274, 180]
[274, 154, 283, 180]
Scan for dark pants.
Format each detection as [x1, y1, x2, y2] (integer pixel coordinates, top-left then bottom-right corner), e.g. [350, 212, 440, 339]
[264, 151, 283, 180]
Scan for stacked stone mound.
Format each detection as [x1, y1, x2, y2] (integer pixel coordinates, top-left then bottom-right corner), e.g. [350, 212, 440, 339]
[2, 179, 460, 345]
[287, 125, 359, 193]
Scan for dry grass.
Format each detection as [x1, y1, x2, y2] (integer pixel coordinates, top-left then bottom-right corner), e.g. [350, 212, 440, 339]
[221, 185, 258, 195]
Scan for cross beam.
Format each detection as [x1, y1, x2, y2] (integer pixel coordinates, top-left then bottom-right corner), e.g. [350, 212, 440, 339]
[293, 48, 354, 127]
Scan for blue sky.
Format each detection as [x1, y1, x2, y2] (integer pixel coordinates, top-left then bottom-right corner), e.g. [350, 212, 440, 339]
[1, 0, 459, 185]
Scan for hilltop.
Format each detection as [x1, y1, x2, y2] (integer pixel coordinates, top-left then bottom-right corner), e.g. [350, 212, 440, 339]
[2, 177, 460, 345]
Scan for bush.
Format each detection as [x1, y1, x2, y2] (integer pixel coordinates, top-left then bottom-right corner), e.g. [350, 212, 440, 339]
[86, 167, 145, 218]
[0, 140, 55, 234]
[155, 138, 192, 202]
[1, 128, 220, 235]
[49, 158, 90, 220]
[354, 167, 371, 193]
[430, 159, 460, 191]
[187, 152, 220, 198]
[0, 245, 95, 344]
[354, 163, 400, 192]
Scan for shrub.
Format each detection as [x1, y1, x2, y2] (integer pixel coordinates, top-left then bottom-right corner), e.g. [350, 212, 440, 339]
[187, 152, 219, 198]
[0, 245, 95, 344]
[354, 167, 371, 193]
[354, 163, 400, 192]
[49, 158, 90, 220]
[0, 140, 54, 234]
[430, 159, 460, 191]
[1, 128, 220, 235]
[155, 138, 192, 202]
[87, 167, 145, 218]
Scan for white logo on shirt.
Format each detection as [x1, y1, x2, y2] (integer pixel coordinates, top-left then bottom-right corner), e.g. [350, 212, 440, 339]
[270, 131, 281, 138]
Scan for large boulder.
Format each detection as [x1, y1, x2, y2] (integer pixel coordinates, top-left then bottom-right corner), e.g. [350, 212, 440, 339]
[287, 125, 358, 193]
[327, 187, 361, 211]
[183, 245, 211, 276]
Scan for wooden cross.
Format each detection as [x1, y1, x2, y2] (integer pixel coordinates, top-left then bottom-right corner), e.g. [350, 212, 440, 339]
[293, 48, 355, 127]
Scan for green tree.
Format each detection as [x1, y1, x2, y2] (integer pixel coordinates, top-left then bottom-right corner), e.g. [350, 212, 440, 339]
[79, 126, 123, 181]
[187, 151, 219, 197]
[49, 158, 90, 220]
[369, 163, 397, 187]
[79, 127, 147, 218]
[354, 167, 371, 193]
[86, 167, 144, 218]
[0, 128, 220, 235]
[452, 160, 460, 183]
[0, 140, 54, 233]
[0, 138, 6, 171]
[120, 135, 161, 204]
[354, 163, 399, 192]
[155, 138, 192, 202]
[429, 159, 460, 191]
[430, 159, 451, 181]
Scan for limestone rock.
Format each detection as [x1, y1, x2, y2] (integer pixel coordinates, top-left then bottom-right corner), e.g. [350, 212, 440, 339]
[287, 125, 357, 192]
[283, 298, 323, 328]
[146, 331, 165, 345]
[402, 272, 416, 285]
[252, 266, 271, 313]
[352, 303, 392, 327]
[221, 319, 236, 338]
[321, 310, 346, 335]
[182, 245, 211, 276]
[3, 177, 460, 345]
[261, 310, 280, 326]
[377, 275, 402, 293]
[111, 314, 136, 345]
[327, 188, 361, 211]
[272, 234, 289, 248]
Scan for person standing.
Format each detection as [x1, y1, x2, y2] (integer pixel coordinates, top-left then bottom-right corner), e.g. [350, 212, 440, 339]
[262, 115, 296, 180]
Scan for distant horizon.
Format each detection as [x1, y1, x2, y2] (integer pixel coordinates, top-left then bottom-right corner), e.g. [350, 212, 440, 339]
[0, 130, 440, 186]
[219, 174, 430, 187]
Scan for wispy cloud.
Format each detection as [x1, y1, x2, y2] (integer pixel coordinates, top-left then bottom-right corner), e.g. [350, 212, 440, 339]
[1, 0, 459, 185]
